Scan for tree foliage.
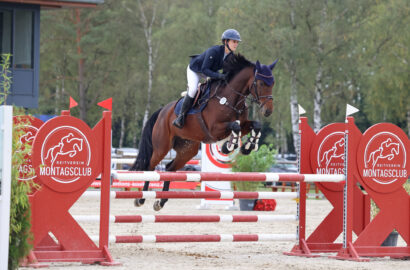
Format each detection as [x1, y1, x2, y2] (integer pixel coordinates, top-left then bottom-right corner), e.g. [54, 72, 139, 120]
[8, 115, 33, 269]
[30, 0, 410, 151]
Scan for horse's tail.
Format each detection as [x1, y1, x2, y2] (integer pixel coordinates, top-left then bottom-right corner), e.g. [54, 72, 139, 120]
[130, 108, 162, 171]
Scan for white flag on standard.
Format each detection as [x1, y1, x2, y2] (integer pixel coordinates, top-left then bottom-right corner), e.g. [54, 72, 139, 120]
[298, 104, 306, 115]
[346, 104, 359, 117]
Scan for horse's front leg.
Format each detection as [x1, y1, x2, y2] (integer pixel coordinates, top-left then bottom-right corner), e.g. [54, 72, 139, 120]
[221, 120, 241, 154]
[240, 120, 262, 155]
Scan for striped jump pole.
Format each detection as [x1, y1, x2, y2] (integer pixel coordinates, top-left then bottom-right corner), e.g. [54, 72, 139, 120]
[91, 234, 298, 243]
[112, 158, 200, 165]
[95, 171, 344, 252]
[112, 171, 345, 183]
[74, 214, 298, 223]
[83, 190, 298, 200]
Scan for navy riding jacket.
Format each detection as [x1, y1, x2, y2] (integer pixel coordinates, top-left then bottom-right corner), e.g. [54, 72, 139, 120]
[189, 45, 229, 78]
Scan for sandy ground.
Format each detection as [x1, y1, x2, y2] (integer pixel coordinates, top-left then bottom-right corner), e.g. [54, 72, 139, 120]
[22, 190, 409, 270]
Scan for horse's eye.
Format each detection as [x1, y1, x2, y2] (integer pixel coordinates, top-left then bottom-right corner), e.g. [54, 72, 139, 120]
[259, 81, 267, 87]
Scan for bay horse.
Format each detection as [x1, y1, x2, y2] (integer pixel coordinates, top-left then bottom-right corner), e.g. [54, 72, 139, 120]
[131, 53, 278, 210]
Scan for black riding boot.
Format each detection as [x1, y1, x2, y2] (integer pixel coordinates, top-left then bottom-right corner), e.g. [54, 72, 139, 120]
[173, 95, 195, 129]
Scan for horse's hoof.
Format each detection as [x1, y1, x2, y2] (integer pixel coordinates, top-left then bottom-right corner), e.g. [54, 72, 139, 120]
[134, 199, 143, 207]
[221, 142, 232, 154]
[240, 143, 254, 155]
[240, 147, 252, 155]
[153, 200, 163, 211]
[253, 143, 259, 152]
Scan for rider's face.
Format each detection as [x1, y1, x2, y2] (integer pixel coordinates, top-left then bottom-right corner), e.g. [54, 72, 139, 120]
[226, 39, 239, 52]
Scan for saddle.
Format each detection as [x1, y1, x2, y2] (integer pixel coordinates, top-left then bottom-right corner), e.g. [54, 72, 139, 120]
[174, 80, 213, 115]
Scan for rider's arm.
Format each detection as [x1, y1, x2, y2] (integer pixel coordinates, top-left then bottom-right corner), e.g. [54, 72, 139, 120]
[200, 49, 224, 79]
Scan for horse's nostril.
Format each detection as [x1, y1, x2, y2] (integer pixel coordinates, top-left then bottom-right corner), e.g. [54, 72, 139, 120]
[264, 110, 272, 116]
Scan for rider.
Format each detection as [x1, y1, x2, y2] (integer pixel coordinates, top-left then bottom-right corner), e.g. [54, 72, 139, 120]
[173, 29, 241, 129]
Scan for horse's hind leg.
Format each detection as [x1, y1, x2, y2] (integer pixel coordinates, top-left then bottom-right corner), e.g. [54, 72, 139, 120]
[134, 181, 150, 207]
[134, 145, 171, 207]
[152, 161, 172, 211]
[134, 136, 172, 208]
[135, 148, 170, 208]
[153, 138, 200, 211]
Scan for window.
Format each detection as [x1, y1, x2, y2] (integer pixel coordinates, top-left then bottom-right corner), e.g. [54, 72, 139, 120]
[0, 5, 39, 108]
[0, 10, 12, 59]
[14, 9, 34, 69]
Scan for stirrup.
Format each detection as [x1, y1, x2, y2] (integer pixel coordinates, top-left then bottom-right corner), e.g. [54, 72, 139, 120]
[173, 115, 185, 128]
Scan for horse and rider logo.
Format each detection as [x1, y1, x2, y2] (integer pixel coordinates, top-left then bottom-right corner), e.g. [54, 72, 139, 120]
[365, 138, 400, 169]
[44, 133, 84, 168]
[356, 123, 409, 194]
[17, 129, 37, 181]
[19, 130, 36, 150]
[31, 116, 99, 193]
[320, 137, 345, 168]
[13, 116, 44, 181]
[362, 132, 407, 185]
[315, 131, 345, 175]
[34, 124, 93, 185]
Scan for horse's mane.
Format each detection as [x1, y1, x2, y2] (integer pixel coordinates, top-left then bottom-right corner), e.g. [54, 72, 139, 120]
[223, 53, 255, 83]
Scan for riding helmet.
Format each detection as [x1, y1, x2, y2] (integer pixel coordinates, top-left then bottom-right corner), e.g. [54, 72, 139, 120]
[221, 29, 241, 42]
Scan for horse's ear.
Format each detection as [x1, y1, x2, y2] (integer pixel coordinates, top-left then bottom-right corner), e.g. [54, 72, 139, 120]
[256, 60, 261, 71]
[269, 59, 278, 70]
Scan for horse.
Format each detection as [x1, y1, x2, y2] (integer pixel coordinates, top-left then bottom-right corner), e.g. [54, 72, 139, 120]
[44, 133, 83, 167]
[366, 138, 400, 169]
[320, 138, 345, 168]
[131, 53, 278, 211]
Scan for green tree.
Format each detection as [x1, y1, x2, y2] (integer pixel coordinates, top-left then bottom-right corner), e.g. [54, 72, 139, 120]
[121, 0, 170, 130]
[33, 0, 409, 148]
[8, 117, 33, 270]
[36, 1, 127, 124]
[358, 0, 409, 135]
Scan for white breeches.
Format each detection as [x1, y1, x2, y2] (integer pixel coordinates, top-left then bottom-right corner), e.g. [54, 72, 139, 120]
[187, 65, 201, 98]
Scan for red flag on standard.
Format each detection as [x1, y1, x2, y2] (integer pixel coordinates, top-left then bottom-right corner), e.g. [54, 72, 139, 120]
[69, 96, 78, 109]
[98, 98, 112, 111]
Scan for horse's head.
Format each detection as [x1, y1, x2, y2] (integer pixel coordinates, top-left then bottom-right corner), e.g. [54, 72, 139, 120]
[382, 138, 400, 157]
[222, 54, 278, 117]
[253, 59, 278, 117]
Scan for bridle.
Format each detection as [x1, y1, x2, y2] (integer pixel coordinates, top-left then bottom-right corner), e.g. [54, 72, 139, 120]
[211, 70, 273, 116]
[249, 71, 274, 108]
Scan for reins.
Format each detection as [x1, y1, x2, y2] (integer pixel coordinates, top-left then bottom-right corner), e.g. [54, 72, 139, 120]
[211, 81, 248, 115]
[209, 70, 273, 115]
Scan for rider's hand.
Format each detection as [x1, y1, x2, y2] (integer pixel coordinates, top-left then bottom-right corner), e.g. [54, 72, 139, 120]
[218, 73, 227, 80]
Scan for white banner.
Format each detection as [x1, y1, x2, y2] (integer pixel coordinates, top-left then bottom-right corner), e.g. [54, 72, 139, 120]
[0, 106, 12, 270]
